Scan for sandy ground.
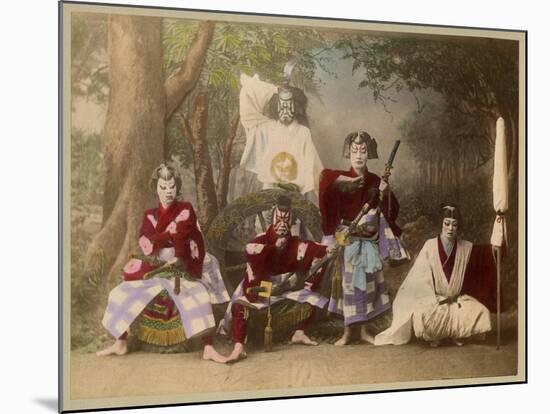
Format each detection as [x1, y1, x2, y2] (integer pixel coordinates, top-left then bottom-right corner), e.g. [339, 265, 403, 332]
[70, 333, 518, 401]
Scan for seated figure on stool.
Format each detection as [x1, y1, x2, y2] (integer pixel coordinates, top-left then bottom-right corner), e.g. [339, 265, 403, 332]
[219, 196, 335, 363]
[96, 163, 229, 363]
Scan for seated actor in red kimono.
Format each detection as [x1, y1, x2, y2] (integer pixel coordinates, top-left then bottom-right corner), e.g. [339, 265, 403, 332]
[374, 204, 498, 347]
[96, 164, 229, 363]
[319, 131, 408, 346]
[221, 196, 335, 363]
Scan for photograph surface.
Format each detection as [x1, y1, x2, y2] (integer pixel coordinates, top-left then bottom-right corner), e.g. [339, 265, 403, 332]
[60, 2, 526, 411]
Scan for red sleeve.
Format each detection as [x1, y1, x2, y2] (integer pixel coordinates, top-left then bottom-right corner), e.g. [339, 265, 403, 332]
[365, 173, 401, 236]
[381, 189, 400, 224]
[122, 262, 155, 282]
[140, 211, 156, 239]
[152, 232, 173, 252]
[122, 211, 159, 281]
[462, 244, 498, 312]
[319, 169, 344, 235]
[172, 204, 206, 278]
[298, 241, 328, 290]
[139, 211, 174, 253]
[242, 233, 277, 302]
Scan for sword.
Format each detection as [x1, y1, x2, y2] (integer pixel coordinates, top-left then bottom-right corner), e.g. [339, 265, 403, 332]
[381, 140, 401, 217]
[129, 253, 190, 295]
[382, 140, 401, 183]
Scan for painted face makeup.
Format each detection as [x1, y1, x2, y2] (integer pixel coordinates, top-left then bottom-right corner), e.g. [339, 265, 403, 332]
[441, 217, 458, 241]
[157, 177, 177, 208]
[273, 207, 292, 237]
[350, 140, 368, 170]
[277, 96, 295, 124]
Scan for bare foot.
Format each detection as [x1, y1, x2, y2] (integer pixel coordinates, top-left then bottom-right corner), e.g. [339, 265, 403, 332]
[225, 342, 247, 364]
[202, 345, 228, 364]
[429, 340, 440, 348]
[360, 326, 374, 344]
[291, 330, 318, 346]
[334, 327, 352, 346]
[453, 339, 464, 347]
[96, 339, 128, 356]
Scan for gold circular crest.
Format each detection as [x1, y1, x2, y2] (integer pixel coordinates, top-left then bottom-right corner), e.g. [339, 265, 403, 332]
[270, 152, 298, 182]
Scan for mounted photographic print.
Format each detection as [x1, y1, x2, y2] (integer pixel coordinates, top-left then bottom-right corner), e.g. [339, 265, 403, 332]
[59, 1, 526, 412]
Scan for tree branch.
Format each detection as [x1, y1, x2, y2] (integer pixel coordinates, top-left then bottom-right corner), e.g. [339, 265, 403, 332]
[176, 110, 194, 145]
[164, 21, 215, 121]
[216, 112, 240, 209]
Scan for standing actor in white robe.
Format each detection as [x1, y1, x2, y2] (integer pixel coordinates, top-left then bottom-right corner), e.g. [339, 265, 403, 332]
[239, 73, 323, 197]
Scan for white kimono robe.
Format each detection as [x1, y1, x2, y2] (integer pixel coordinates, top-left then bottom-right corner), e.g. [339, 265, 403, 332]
[239, 74, 323, 195]
[374, 237, 492, 345]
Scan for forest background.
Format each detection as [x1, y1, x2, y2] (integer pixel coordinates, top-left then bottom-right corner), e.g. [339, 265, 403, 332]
[69, 12, 520, 348]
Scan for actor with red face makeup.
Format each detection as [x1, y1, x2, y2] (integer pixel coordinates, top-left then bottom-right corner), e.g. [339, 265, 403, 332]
[96, 164, 229, 363]
[220, 196, 335, 363]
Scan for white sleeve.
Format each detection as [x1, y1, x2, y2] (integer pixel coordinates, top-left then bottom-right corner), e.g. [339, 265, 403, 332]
[374, 240, 437, 345]
[299, 129, 324, 195]
[239, 73, 278, 130]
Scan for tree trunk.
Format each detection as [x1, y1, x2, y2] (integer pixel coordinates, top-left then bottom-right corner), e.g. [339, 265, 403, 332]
[178, 93, 219, 231]
[216, 112, 240, 210]
[86, 16, 165, 291]
[85, 18, 214, 294]
[164, 21, 215, 121]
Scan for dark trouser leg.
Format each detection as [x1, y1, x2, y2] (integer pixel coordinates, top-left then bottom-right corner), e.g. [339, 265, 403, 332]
[296, 307, 316, 332]
[202, 335, 213, 346]
[118, 332, 128, 340]
[231, 303, 248, 344]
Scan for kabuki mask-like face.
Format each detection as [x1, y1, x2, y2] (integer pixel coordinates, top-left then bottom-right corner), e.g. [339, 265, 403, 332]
[277, 94, 295, 125]
[441, 217, 459, 242]
[350, 138, 368, 171]
[273, 207, 292, 238]
[157, 177, 177, 208]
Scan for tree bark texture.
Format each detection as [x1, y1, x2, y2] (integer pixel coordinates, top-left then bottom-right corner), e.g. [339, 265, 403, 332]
[86, 15, 165, 290]
[178, 92, 219, 231]
[216, 112, 240, 210]
[85, 17, 215, 296]
[164, 21, 215, 121]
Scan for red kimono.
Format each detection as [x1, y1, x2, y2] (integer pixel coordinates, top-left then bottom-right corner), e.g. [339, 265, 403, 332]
[242, 226, 328, 302]
[230, 226, 328, 343]
[319, 168, 401, 237]
[438, 237, 498, 312]
[120, 201, 207, 345]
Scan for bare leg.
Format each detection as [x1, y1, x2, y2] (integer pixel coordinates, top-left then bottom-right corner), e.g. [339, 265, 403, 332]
[334, 326, 352, 346]
[360, 325, 374, 344]
[225, 342, 247, 364]
[202, 345, 228, 363]
[96, 339, 128, 356]
[291, 330, 318, 346]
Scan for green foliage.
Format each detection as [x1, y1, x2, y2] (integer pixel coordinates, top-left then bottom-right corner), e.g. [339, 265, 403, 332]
[71, 13, 109, 104]
[162, 20, 333, 165]
[70, 127, 106, 348]
[337, 35, 518, 117]
[71, 128, 105, 207]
